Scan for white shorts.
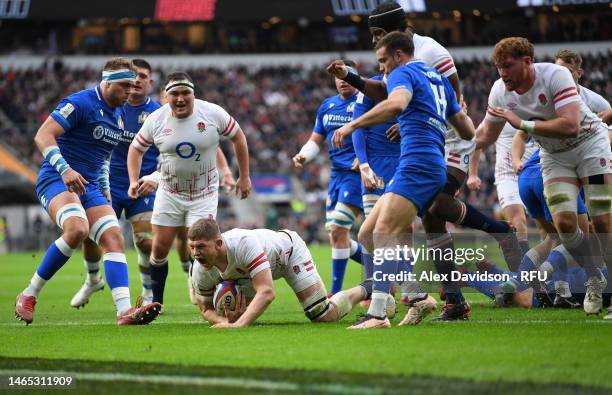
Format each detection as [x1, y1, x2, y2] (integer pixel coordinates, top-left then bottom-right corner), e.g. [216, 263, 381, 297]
[278, 230, 322, 294]
[151, 188, 218, 228]
[496, 179, 524, 209]
[445, 137, 476, 174]
[540, 131, 612, 183]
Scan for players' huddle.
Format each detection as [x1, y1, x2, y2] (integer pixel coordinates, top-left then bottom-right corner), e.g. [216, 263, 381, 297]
[15, 1, 612, 328]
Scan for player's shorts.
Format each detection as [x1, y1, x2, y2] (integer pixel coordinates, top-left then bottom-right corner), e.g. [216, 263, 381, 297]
[278, 230, 323, 293]
[496, 179, 525, 209]
[445, 137, 475, 174]
[518, 166, 587, 222]
[362, 155, 399, 197]
[386, 161, 447, 218]
[36, 163, 108, 211]
[151, 188, 218, 228]
[540, 130, 612, 182]
[111, 184, 155, 219]
[326, 169, 363, 211]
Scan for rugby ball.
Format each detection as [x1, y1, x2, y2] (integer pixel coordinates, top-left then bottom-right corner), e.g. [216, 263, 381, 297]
[213, 281, 237, 315]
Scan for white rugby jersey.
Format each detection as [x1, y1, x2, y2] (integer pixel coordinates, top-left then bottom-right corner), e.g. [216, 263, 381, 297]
[579, 85, 611, 115]
[191, 229, 310, 302]
[132, 99, 239, 200]
[413, 33, 457, 78]
[485, 63, 607, 154]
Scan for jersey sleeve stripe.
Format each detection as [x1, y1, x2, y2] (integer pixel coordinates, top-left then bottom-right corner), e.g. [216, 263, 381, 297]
[434, 58, 453, 69]
[248, 258, 269, 272]
[553, 92, 578, 104]
[553, 87, 577, 100]
[247, 252, 266, 269]
[135, 134, 152, 146]
[222, 118, 236, 136]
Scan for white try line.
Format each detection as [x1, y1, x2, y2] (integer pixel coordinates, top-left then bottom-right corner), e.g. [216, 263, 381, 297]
[0, 369, 379, 394]
[1, 318, 610, 327]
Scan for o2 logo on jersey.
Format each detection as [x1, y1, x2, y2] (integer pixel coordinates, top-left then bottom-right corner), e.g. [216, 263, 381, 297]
[176, 142, 200, 161]
[93, 125, 105, 140]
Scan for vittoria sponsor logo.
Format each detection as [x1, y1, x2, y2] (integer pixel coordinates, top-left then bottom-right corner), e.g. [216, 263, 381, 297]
[538, 94, 548, 105]
[197, 121, 206, 132]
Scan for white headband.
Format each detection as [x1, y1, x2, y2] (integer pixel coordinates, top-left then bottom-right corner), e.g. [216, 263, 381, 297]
[165, 79, 195, 93]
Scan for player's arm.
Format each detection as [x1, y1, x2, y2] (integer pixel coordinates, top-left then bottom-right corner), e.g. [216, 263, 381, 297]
[216, 148, 236, 191]
[475, 120, 505, 150]
[128, 118, 154, 198]
[231, 268, 274, 328]
[35, 110, 89, 195]
[199, 299, 228, 325]
[446, 72, 462, 103]
[326, 60, 388, 101]
[447, 110, 475, 141]
[488, 102, 580, 139]
[467, 148, 482, 191]
[511, 130, 529, 175]
[332, 89, 411, 148]
[228, 127, 251, 199]
[293, 132, 324, 168]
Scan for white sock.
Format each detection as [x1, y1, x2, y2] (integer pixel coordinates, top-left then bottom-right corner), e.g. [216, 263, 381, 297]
[84, 259, 102, 283]
[112, 287, 131, 315]
[367, 291, 388, 318]
[23, 273, 47, 297]
[136, 245, 152, 295]
[555, 280, 572, 298]
[349, 239, 359, 256]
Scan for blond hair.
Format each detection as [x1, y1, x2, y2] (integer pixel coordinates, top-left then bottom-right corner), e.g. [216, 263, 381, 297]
[187, 218, 221, 241]
[555, 49, 582, 68]
[102, 57, 133, 72]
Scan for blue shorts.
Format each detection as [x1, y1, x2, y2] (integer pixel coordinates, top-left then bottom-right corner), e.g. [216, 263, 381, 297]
[386, 162, 446, 218]
[518, 167, 587, 222]
[326, 169, 363, 211]
[362, 156, 399, 196]
[111, 184, 156, 219]
[36, 163, 109, 212]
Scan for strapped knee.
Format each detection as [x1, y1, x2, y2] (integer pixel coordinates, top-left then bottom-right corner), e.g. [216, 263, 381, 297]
[89, 215, 120, 245]
[362, 194, 379, 218]
[544, 182, 579, 216]
[326, 202, 357, 231]
[303, 287, 332, 321]
[583, 183, 612, 216]
[329, 292, 352, 320]
[55, 203, 87, 230]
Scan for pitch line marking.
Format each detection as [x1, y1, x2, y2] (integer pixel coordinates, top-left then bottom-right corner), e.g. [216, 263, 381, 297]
[0, 369, 380, 394]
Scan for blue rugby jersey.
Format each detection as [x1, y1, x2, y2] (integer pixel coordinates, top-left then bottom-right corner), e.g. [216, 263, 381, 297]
[49, 86, 124, 182]
[313, 93, 358, 171]
[386, 60, 461, 167]
[110, 97, 161, 188]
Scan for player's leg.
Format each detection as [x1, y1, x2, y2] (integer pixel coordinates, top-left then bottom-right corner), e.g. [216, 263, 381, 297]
[70, 238, 104, 308]
[497, 177, 530, 254]
[175, 226, 193, 273]
[150, 224, 179, 306]
[17, 189, 89, 324]
[328, 202, 361, 295]
[88, 204, 161, 324]
[129, 212, 154, 303]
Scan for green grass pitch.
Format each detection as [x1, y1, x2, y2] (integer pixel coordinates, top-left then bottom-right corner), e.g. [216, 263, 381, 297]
[1, 245, 611, 394]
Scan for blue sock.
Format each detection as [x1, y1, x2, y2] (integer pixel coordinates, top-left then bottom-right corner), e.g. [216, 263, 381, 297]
[104, 253, 129, 289]
[466, 272, 500, 299]
[461, 202, 510, 234]
[36, 237, 75, 280]
[372, 254, 398, 295]
[548, 250, 569, 283]
[150, 260, 169, 304]
[429, 234, 464, 304]
[331, 247, 350, 294]
[349, 240, 362, 264]
[514, 251, 538, 292]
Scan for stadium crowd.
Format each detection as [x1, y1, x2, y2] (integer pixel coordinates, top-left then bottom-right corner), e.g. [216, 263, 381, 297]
[1, 51, 610, 237]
